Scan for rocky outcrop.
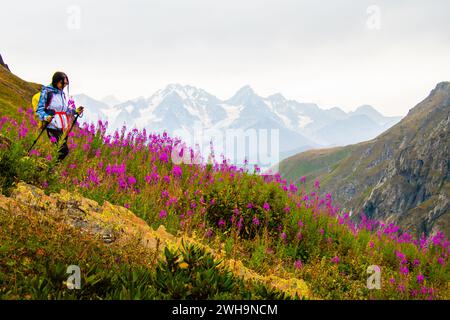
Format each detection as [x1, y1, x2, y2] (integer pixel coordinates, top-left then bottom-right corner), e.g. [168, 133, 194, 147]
[0, 54, 10, 71]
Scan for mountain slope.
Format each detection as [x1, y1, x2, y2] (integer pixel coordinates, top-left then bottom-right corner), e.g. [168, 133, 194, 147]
[0, 64, 40, 117]
[280, 82, 450, 237]
[1, 66, 448, 300]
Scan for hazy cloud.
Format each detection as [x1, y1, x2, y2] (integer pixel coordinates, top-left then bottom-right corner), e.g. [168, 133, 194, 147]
[1, 0, 449, 115]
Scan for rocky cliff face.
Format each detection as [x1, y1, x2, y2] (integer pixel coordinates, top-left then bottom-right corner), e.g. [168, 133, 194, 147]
[362, 82, 450, 235]
[280, 82, 450, 237]
[0, 54, 10, 71]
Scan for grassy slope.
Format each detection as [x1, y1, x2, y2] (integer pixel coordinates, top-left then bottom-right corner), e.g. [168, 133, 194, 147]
[0, 66, 40, 117]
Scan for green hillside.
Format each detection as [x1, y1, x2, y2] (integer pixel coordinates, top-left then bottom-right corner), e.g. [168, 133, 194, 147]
[0, 66, 449, 300]
[0, 65, 40, 117]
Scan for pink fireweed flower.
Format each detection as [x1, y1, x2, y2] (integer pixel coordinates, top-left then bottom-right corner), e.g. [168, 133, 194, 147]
[280, 232, 287, 241]
[166, 197, 178, 206]
[246, 203, 254, 209]
[331, 256, 340, 264]
[218, 219, 226, 228]
[263, 202, 270, 211]
[127, 176, 137, 185]
[297, 220, 303, 228]
[18, 123, 29, 139]
[161, 190, 169, 198]
[284, 205, 290, 213]
[437, 257, 445, 265]
[413, 259, 420, 266]
[399, 266, 409, 275]
[289, 184, 298, 193]
[314, 180, 320, 189]
[118, 178, 127, 190]
[236, 217, 244, 229]
[45, 154, 52, 161]
[159, 152, 169, 163]
[396, 251, 406, 261]
[159, 210, 167, 219]
[299, 176, 306, 183]
[29, 149, 40, 156]
[252, 216, 260, 226]
[417, 274, 424, 284]
[294, 260, 303, 270]
[172, 165, 182, 178]
[296, 232, 303, 240]
[369, 241, 375, 248]
[124, 203, 130, 209]
[163, 175, 171, 184]
[389, 278, 396, 284]
[50, 136, 57, 143]
[205, 229, 213, 238]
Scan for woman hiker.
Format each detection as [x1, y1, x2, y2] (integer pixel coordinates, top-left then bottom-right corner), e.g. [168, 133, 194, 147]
[35, 71, 84, 161]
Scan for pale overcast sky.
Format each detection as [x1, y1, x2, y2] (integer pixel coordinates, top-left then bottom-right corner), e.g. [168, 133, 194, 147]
[1, 0, 449, 116]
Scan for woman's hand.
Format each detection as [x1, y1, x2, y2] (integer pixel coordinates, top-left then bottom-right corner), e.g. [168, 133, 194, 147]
[76, 106, 84, 115]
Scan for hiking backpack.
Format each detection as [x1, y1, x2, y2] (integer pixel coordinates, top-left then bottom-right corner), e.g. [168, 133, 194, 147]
[31, 87, 53, 128]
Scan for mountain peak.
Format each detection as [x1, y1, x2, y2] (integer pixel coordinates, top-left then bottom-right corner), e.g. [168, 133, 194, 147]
[227, 85, 261, 105]
[101, 95, 121, 106]
[237, 85, 255, 95]
[164, 83, 185, 91]
[355, 104, 378, 113]
[267, 93, 286, 102]
[432, 81, 450, 93]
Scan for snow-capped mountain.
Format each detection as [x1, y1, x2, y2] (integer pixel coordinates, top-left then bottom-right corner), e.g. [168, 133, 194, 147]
[74, 85, 402, 166]
[101, 95, 121, 107]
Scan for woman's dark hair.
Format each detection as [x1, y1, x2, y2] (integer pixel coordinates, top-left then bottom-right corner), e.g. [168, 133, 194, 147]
[51, 71, 69, 95]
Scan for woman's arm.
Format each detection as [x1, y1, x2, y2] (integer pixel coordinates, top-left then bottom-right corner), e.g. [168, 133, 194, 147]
[36, 88, 50, 121]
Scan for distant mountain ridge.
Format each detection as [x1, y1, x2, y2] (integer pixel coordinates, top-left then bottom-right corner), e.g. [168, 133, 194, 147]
[279, 82, 450, 237]
[75, 84, 402, 161]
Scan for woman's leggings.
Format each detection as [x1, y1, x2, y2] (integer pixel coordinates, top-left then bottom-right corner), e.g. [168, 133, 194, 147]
[46, 128, 69, 161]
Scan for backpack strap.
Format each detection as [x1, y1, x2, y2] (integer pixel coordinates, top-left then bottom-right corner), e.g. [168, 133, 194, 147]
[45, 91, 53, 109]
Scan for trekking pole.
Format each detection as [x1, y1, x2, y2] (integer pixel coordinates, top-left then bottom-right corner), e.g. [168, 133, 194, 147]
[27, 120, 50, 153]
